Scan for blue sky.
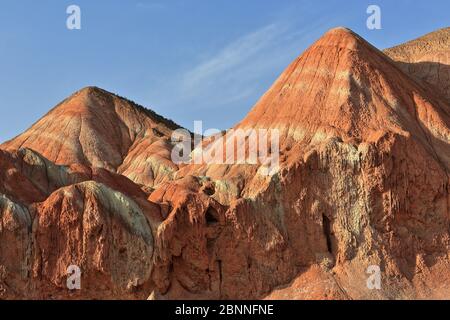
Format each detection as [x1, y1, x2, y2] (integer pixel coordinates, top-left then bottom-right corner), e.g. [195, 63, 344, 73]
[0, 0, 448, 142]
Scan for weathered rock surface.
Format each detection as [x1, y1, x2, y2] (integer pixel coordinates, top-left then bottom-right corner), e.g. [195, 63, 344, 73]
[0, 148, 159, 299]
[384, 27, 450, 101]
[2, 87, 181, 187]
[31, 181, 154, 299]
[0, 26, 449, 300]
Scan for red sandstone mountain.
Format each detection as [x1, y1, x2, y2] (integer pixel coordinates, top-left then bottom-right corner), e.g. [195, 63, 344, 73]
[2, 87, 181, 187]
[384, 27, 450, 101]
[0, 27, 449, 300]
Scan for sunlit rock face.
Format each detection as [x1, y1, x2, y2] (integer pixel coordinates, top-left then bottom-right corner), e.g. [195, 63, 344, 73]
[1, 86, 180, 187]
[0, 27, 449, 299]
[384, 27, 450, 102]
[31, 181, 154, 299]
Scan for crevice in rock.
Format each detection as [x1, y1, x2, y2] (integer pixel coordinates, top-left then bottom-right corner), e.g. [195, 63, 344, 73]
[202, 185, 215, 196]
[217, 260, 223, 296]
[322, 214, 333, 254]
[205, 207, 219, 226]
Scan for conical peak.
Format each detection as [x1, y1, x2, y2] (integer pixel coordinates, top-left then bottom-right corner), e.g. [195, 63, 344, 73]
[71, 86, 112, 101]
[325, 26, 356, 36]
[49, 86, 184, 131]
[77, 86, 102, 94]
[313, 27, 368, 52]
[238, 26, 450, 149]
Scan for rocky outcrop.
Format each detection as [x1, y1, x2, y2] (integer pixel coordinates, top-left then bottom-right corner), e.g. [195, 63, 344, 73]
[0, 149, 159, 299]
[2, 87, 181, 187]
[149, 27, 450, 300]
[0, 26, 449, 300]
[31, 181, 154, 299]
[384, 27, 450, 101]
[0, 194, 32, 298]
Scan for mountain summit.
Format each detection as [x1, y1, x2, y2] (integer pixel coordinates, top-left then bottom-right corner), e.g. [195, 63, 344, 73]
[0, 27, 449, 300]
[239, 27, 449, 162]
[1, 87, 181, 186]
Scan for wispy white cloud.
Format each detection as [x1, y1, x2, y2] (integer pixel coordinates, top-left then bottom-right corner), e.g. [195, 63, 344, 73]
[182, 23, 288, 92]
[175, 18, 330, 107]
[145, 6, 338, 129]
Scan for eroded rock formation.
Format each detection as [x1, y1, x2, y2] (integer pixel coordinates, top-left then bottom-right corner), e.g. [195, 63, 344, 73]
[0, 26, 449, 300]
[384, 27, 450, 101]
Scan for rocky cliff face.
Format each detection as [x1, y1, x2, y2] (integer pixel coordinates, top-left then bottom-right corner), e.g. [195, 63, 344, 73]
[0, 27, 449, 300]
